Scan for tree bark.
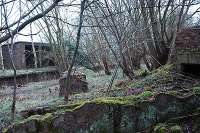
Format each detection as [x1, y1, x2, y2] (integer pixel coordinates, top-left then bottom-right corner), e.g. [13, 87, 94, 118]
[0, 45, 4, 70]
[64, 0, 86, 101]
[30, 23, 38, 68]
[102, 56, 111, 75]
[139, 0, 159, 69]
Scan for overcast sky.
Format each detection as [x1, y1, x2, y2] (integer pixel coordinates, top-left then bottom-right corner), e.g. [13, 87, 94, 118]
[5, 0, 200, 43]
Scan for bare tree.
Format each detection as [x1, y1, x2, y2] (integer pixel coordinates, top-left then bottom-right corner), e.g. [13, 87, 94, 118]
[1, 0, 17, 122]
[64, 0, 86, 101]
[0, 0, 63, 43]
[30, 23, 38, 68]
[0, 44, 4, 70]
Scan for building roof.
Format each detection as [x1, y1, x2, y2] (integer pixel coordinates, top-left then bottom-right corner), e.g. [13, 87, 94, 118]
[2, 41, 50, 47]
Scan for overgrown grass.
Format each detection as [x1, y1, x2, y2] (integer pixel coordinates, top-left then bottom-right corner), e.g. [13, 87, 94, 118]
[1, 66, 174, 130]
[126, 64, 174, 90]
[0, 68, 125, 130]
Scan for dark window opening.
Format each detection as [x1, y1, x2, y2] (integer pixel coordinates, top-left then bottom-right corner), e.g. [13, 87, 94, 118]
[25, 45, 39, 68]
[42, 59, 55, 67]
[181, 63, 200, 77]
[42, 46, 50, 51]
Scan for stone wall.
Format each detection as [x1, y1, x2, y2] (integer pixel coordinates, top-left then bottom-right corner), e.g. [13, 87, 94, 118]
[0, 70, 59, 87]
[175, 26, 200, 72]
[4, 93, 200, 133]
[2, 43, 26, 69]
[1, 41, 53, 69]
[59, 73, 88, 96]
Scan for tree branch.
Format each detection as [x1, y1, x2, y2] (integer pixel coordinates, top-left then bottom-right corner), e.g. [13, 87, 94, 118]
[0, 0, 62, 43]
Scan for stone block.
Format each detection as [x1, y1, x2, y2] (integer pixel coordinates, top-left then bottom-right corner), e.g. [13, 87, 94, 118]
[59, 72, 88, 96]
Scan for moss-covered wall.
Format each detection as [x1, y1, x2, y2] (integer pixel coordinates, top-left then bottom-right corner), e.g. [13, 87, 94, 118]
[4, 93, 200, 133]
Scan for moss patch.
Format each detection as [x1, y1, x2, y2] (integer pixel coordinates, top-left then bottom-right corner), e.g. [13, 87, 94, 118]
[127, 64, 174, 90]
[40, 113, 54, 123]
[135, 69, 149, 78]
[93, 91, 153, 105]
[17, 115, 41, 125]
[170, 125, 182, 133]
[154, 123, 168, 133]
[192, 86, 200, 94]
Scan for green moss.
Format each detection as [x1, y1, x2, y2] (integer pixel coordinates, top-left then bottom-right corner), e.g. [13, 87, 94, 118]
[154, 123, 168, 133]
[135, 69, 149, 77]
[3, 91, 155, 132]
[192, 86, 200, 94]
[154, 124, 182, 133]
[2, 128, 8, 133]
[167, 91, 180, 96]
[158, 127, 168, 133]
[151, 64, 174, 75]
[54, 101, 89, 113]
[44, 100, 88, 114]
[170, 125, 182, 133]
[72, 101, 88, 111]
[141, 91, 153, 98]
[40, 113, 54, 123]
[58, 101, 86, 110]
[127, 64, 174, 89]
[144, 86, 152, 91]
[17, 114, 41, 124]
[93, 91, 153, 105]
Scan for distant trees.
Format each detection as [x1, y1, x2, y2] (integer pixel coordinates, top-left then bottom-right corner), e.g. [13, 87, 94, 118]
[37, 5, 69, 73]
[0, 0, 63, 43]
[83, 0, 200, 77]
[0, 0, 199, 102]
[1, 0, 197, 76]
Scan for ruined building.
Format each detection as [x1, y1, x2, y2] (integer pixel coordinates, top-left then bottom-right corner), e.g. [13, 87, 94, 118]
[176, 26, 200, 76]
[0, 41, 54, 69]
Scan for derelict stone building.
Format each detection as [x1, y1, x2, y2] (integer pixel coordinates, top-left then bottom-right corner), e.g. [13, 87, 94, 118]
[176, 26, 200, 76]
[0, 41, 54, 69]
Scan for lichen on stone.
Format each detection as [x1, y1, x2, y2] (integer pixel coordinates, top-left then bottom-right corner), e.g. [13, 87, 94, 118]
[192, 86, 200, 94]
[93, 91, 153, 106]
[40, 113, 54, 123]
[170, 125, 182, 133]
[154, 123, 168, 133]
[18, 114, 41, 124]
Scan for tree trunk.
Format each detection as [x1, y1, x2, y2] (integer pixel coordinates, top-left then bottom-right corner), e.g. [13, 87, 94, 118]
[9, 37, 17, 122]
[64, 0, 86, 101]
[0, 45, 4, 70]
[139, 0, 160, 69]
[121, 56, 135, 80]
[147, 0, 169, 66]
[30, 23, 38, 68]
[102, 56, 111, 75]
